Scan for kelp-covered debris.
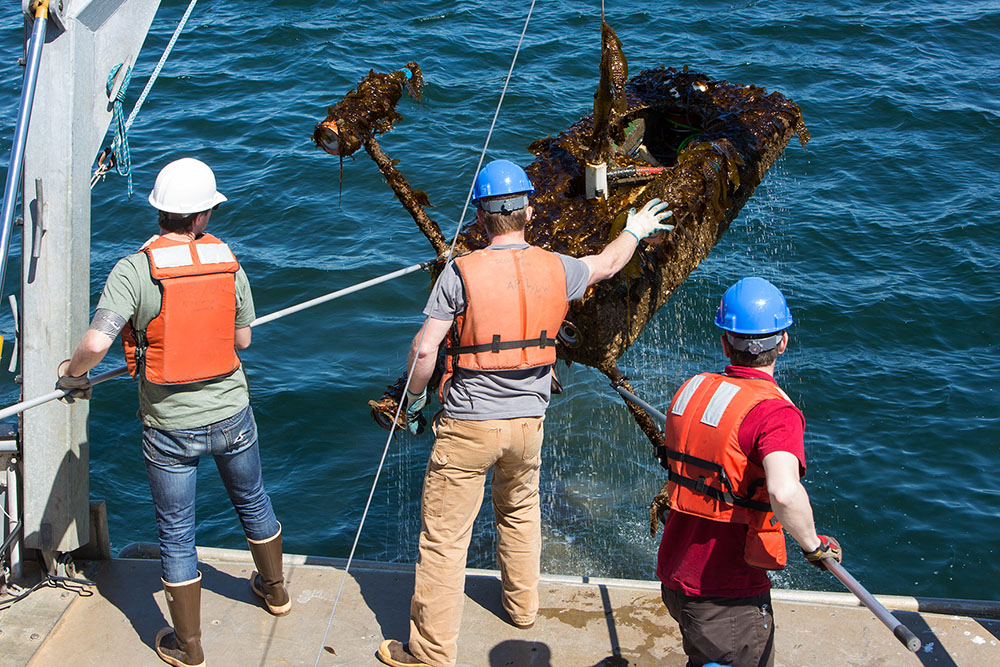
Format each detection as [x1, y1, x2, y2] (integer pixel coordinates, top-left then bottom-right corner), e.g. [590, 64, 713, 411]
[314, 26, 808, 448]
[312, 62, 423, 158]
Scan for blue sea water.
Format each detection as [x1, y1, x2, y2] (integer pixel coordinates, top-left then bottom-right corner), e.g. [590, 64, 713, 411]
[1, 0, 998, 607]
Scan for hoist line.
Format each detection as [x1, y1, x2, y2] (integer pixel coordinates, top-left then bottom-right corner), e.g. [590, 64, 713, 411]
[0, 259, 434, 421]
[125, 0, 198, 132]
[91, 0, 199, 190]
[313, 2, 538, 663]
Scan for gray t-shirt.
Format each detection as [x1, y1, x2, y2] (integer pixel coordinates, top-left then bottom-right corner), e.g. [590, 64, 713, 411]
[97, 246, 255, 430]
[423, 244, 590, 420]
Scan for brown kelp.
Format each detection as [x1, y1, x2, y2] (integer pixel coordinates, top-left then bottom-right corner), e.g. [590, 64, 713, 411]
[314, 23, 808, 449]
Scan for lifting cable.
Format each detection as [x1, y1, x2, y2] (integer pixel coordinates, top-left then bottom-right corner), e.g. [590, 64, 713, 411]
[0, 258, 434, 421]
[312, 2, 538, 663]
[91, 0, 199, 189]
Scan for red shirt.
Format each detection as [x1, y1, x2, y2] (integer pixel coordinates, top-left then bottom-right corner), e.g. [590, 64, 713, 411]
[656, 366, 805, 598]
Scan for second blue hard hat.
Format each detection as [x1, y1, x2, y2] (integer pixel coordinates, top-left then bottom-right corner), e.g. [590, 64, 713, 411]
[715, 277, 793, 334]
[472, 159, 534, 213]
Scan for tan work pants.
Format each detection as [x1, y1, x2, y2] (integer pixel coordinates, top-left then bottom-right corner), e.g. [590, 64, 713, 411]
[408, 416, 544, 667]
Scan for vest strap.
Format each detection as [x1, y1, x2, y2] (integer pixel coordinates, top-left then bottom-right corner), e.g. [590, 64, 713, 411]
[666, 468, 773, 513]
[446, 331, 556, 356]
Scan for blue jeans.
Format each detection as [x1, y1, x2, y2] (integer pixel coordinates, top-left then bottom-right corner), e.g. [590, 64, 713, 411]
[142, 404, 280, 583]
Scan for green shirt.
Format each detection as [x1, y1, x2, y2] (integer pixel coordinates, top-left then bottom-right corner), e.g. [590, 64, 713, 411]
[97, 246, 256, 430]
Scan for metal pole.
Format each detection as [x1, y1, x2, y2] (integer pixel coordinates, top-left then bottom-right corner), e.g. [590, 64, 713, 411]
[0, 259, 435, 419]
[825, 560, 921, 652]
[0, 1, 48, 299]
[0, 367, 128, 421]
[612, 384, 666, 423]
[251, 260, 432, 327]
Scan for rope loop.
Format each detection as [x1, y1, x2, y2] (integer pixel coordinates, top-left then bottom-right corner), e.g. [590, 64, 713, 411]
[105, 62, 133, 197]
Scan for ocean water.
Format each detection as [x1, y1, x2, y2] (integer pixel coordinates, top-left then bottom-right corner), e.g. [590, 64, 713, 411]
[1, 0, 997, 606]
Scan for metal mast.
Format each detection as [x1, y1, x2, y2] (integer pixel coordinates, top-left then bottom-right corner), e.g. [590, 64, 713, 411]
[13, 0, 159, 573]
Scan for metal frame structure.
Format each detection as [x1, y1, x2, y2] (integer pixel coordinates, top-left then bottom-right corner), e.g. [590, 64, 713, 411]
[2, 0, 160, 579]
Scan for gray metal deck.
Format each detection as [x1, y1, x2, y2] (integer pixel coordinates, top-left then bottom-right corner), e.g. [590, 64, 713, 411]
[2, 546, 998, 666]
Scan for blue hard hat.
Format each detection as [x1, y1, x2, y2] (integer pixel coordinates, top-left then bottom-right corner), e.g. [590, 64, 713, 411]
[715, 277, 793, 335]
[472, 159, 534, 213]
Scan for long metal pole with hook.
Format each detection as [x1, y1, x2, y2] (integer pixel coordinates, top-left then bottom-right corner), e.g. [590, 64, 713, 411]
[825, 560, 921, 651]
[0, 258, 435, 420]
[0, 1, 49, 300]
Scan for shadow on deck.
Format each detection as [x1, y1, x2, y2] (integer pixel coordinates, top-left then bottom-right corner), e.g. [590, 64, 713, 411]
[2, 546, 998, 666]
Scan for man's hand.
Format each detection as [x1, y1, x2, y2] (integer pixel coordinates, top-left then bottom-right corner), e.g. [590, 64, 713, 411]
[624, 198, 674, 241]
[56, 359, 93, 403]
[405, 388, 428, 435]
[803, 534, 842, 569]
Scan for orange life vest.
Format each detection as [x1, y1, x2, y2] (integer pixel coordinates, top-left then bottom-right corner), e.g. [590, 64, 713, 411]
[660, 372, 796, 570]
[121, 233, 242, 385]
[439, 246, 568, 400]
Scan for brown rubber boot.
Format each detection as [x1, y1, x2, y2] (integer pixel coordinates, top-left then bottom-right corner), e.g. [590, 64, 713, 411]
[247, 524, 291, 616]
[155, 573, 205, 667]
[376, 640, 432, 667]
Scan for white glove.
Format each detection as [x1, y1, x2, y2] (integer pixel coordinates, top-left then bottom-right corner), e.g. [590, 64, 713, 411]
[624, 198, 674, 241]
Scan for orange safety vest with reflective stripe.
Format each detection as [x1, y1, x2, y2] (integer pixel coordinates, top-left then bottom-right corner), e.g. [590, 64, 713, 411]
[121, 233, 242, 385]
[439, 246, 568, 400]
[660, 372, 795, 570]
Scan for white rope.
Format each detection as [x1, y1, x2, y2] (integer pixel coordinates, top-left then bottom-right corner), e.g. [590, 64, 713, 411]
[125, 0, 198, 131]
[313, 2, 538, 663]
[91, 0, 199, 189]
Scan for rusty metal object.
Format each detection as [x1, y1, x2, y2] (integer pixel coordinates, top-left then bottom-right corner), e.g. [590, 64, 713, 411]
[312, 62, 423, 158]
[317, 27, 808, 449]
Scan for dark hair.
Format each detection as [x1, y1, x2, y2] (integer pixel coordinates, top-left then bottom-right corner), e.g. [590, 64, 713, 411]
[157, 210, 200, 234]
[726, 332, 782, 368]
[477, 199, 528, 236]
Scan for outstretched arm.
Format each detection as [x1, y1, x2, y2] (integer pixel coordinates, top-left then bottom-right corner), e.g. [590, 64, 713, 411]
[763, 450, 822, 553]
[581, 230, 640, 285]
[581, 198, 673, 286]
[63, 308, 124, 377]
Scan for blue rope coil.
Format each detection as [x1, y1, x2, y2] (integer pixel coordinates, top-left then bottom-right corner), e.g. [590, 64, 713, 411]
[106, 62, 133, 197]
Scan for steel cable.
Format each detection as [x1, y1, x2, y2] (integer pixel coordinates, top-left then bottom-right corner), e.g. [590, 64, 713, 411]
[313, 2, 538, 663]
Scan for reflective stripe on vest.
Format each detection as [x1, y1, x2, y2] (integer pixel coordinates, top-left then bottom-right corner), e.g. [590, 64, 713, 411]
[661, 372, 795, 569]
[121, 233, 242, 385]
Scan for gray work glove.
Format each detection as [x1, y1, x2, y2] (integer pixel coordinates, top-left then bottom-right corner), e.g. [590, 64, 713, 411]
[405, 388, 427, 435]
[624, 198, 674, 241]
[56, 359, 92, 403]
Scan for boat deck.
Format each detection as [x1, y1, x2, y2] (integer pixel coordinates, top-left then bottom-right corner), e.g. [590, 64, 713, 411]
[2, 546, 997, 666]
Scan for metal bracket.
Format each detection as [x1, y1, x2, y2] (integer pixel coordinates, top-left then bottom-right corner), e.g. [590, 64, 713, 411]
[31, 178, 44, 260]
[23, 1, 66, 32]
[106, 56, 132, 109]
[7, 294, 18, 374]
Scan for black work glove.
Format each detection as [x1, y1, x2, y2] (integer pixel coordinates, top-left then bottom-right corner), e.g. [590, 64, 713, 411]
[803, 534, 842, 569]
[56, 359, 93, 403]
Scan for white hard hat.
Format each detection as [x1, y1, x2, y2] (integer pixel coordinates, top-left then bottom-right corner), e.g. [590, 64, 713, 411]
[147, 157, 228, 214]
